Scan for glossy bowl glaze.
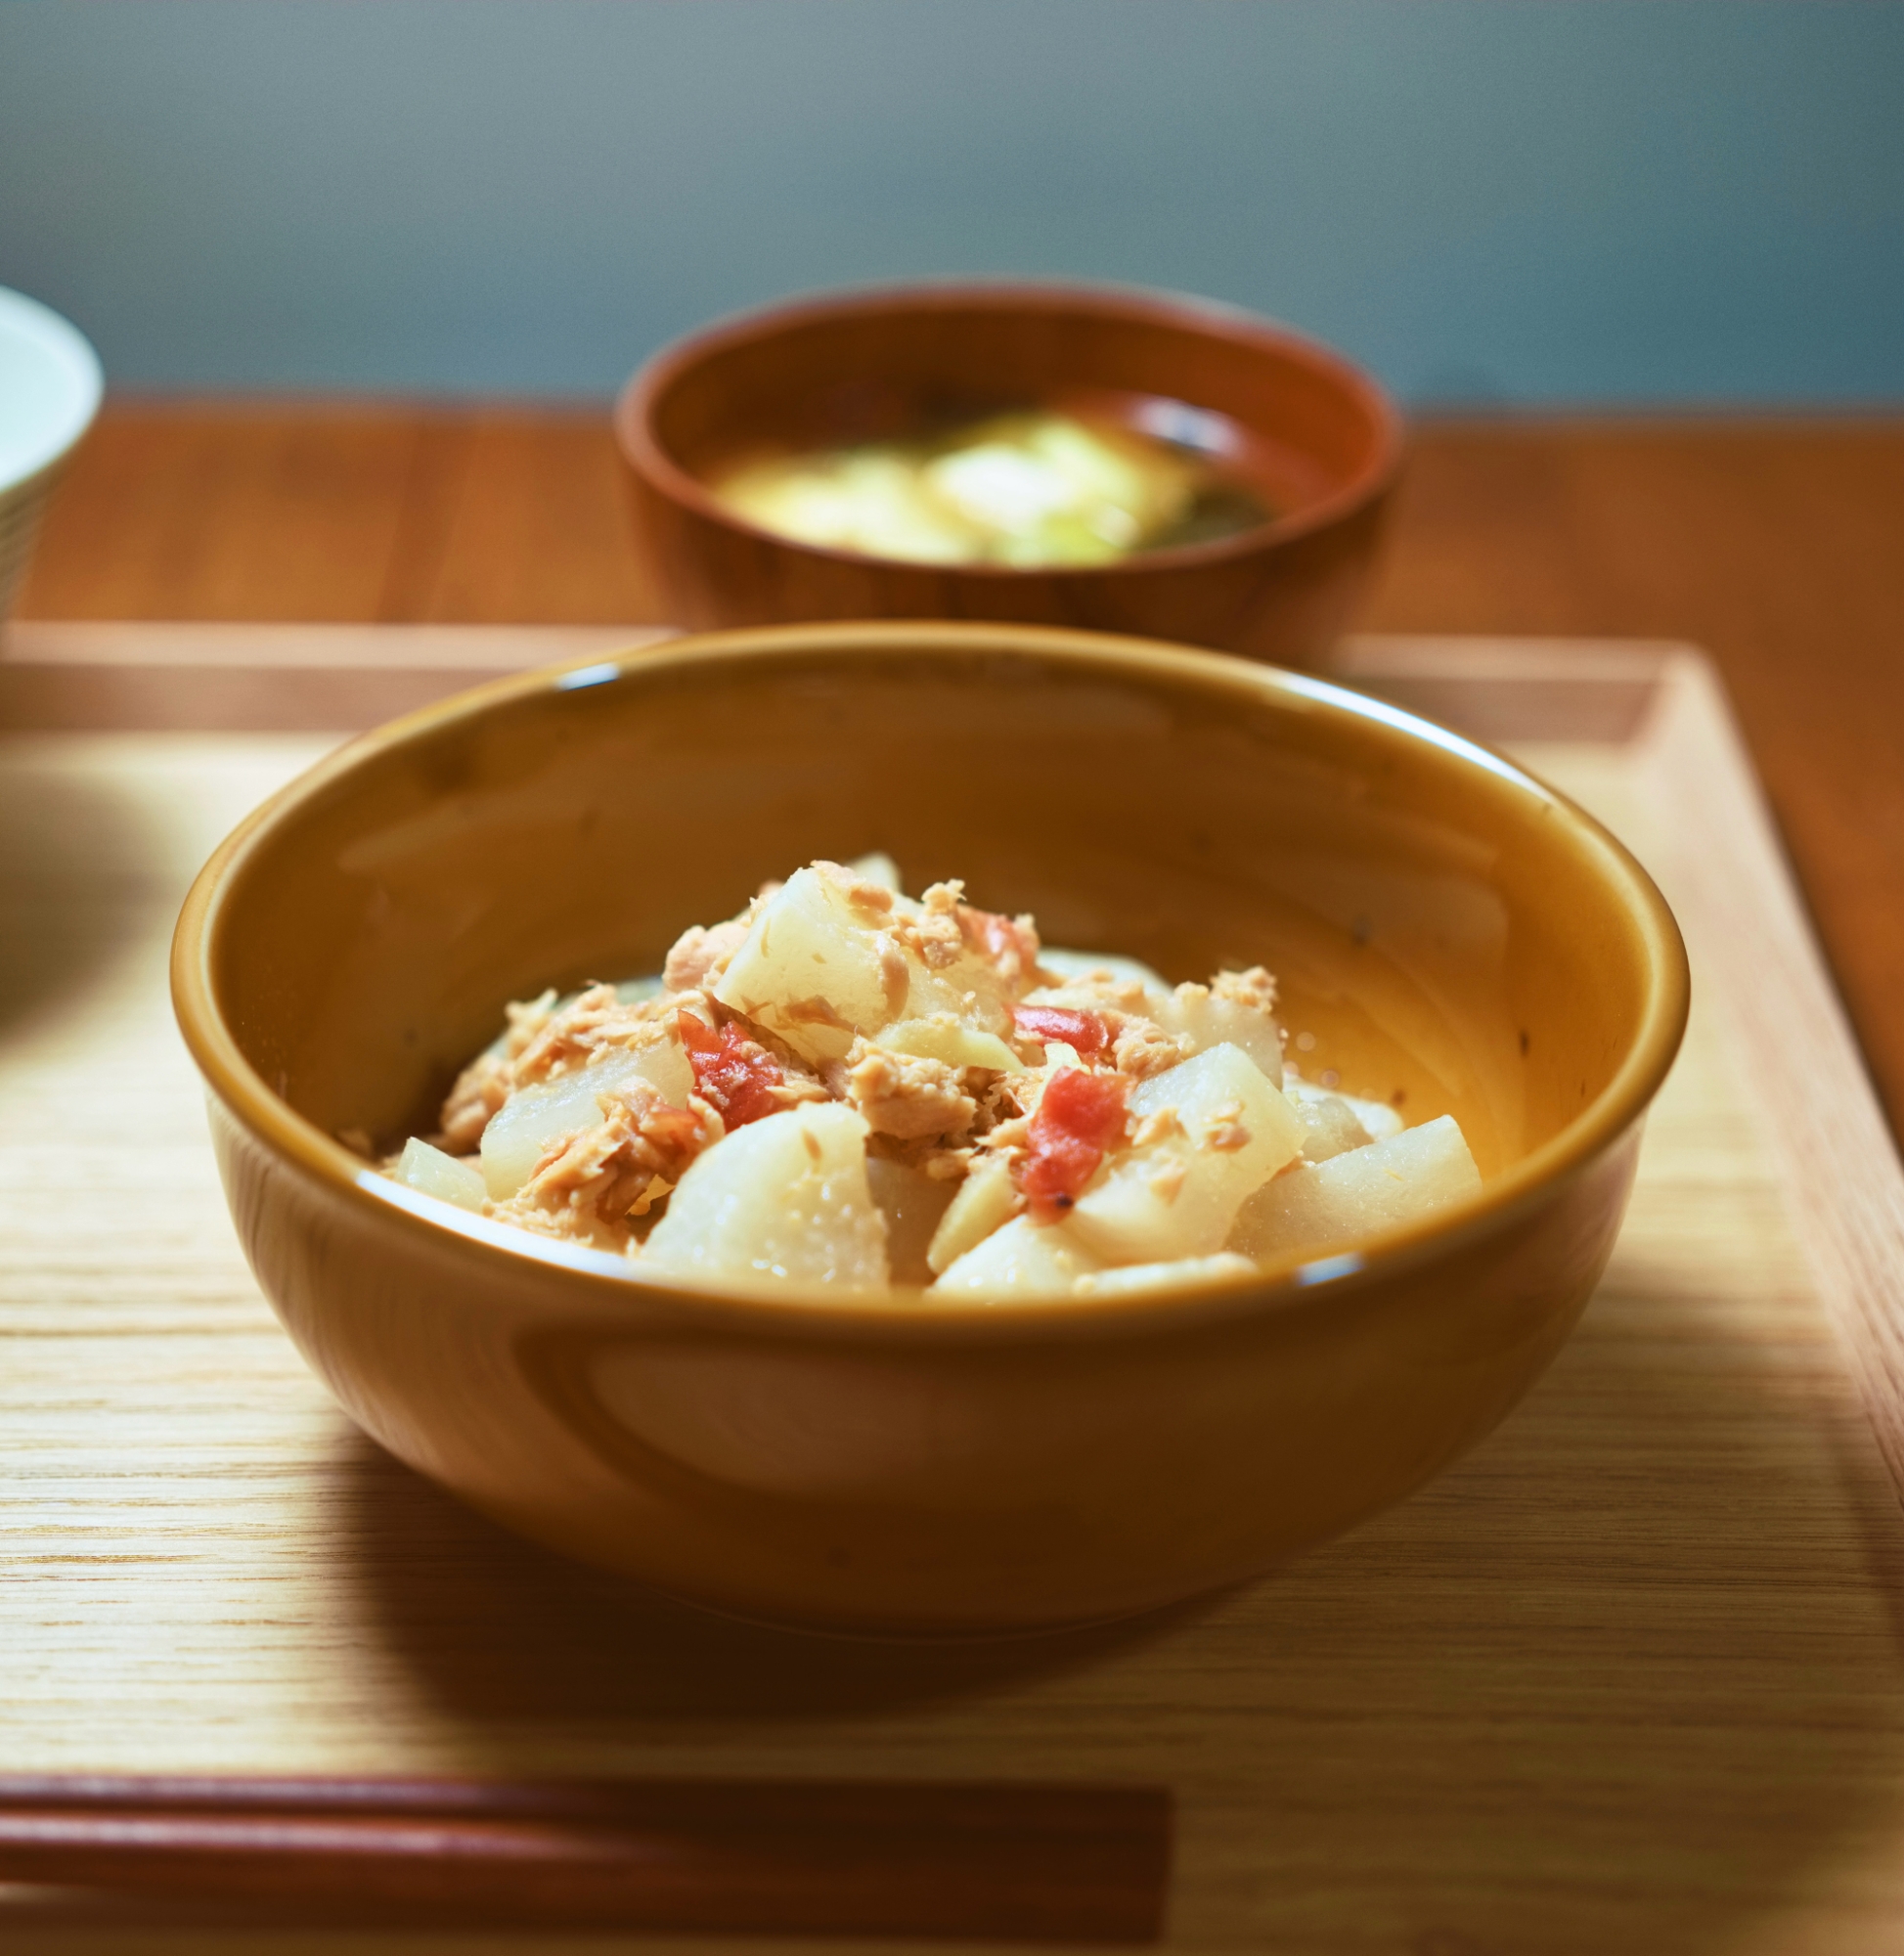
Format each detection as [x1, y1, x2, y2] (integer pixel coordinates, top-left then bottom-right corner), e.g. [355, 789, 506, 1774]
[0, 286, 102, 620]
[615, 285, 1401, 671]
[173, 624, 1686, 1637]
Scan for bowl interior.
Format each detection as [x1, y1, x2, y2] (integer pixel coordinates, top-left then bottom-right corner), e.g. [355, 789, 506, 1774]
[199, 630, 1666, 1219]
[629, 289, 1395, 549]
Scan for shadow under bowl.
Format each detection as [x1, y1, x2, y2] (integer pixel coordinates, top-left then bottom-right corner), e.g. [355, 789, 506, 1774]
[172, 622, 1687, 1637]
[615, 284, 1402, 671]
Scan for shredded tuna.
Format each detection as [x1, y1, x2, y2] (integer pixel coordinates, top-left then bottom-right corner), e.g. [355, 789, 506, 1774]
[959, 903, 1041, 987]
[383, 857, 1442, 1300]
[844, 1041, 977, 1140]
[488, 1081, 720, 1246]
[816, 860, 897, 926]
[664, 918, 750, 993]
[1202, 1099, 1253, 1151]
[511, 984, 678, 1089]
[435, 1051, 512, 1152]
[1113, 1017, 1195, 1079]
[1212, 966, 1279, 1016]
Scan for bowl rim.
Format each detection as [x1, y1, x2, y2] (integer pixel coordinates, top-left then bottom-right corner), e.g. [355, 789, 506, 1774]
[612, 279, 1404, 579]
[172, 622, 1689, 1346]
[0, 285, 104, 497]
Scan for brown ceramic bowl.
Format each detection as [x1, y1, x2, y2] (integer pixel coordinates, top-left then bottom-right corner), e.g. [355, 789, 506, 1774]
[615, 285, 1402, 670]
[172, 623, 1686, 1638]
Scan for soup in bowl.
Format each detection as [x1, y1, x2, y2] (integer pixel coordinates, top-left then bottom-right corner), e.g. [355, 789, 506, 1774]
[616, 284, 1401, 670]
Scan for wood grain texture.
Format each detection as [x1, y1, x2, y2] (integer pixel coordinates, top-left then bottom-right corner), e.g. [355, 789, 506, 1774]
[14, 406, 426, 624]
[12, 404, 663, 629]
[1342, 640, 1904, 1583]
[0, 623, 666, 734]
[1359, 419, 1904, 1144]
[13, 408, 1902, 1141]
[415, 410, 662, 625]
[1641, 656, 1904, 1576]
[5, 638, 1904, 1952]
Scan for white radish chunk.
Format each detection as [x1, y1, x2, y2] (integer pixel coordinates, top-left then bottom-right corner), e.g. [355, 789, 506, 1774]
[1037, 947, 1171, 997]
[642, 1103, 888, 1289]
[932, 1214, 1101, 1298]
[1065, 1043, 1304, 1266]
[864, 1156, 957, 1287]
[846, 852, 903, 893]
[1072, 1252, 1257, 1297]
[1228, 1115, 1483, 1265]
[480, 1041, 694, 1200]
[898, 951, 1020, 1035]
[1284, 1074, 1405, 1142]
[1287, 1090, 1374, 1164]
[712, 866, 900, 1064]
[878, 1015, 1024, 1074]
[1153, 984, 1284, 1079]
[925, 1153, 1020, 1274]
[393, 1136, 486, 1212]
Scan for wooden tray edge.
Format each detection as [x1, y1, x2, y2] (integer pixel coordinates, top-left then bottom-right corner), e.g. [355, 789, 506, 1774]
[1632, 653, 1904, 1509]
[6, 622, 1900, 1530]
[1348, 636, 1904, 1529]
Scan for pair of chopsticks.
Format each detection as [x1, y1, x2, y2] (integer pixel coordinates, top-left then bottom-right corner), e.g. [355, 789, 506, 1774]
[0, 1774, 1172, 1941]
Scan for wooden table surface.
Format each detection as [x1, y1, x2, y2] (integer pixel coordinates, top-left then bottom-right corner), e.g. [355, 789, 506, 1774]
[8, 647, 1904, 1953]
[15, 403, 1904, 1138]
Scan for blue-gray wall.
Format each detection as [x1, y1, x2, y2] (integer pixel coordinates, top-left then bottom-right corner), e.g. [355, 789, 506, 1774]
[3, 0, 1900, 406]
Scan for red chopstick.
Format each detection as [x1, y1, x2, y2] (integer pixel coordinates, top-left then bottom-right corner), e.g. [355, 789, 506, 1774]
[0, 1775, 1172, 1941]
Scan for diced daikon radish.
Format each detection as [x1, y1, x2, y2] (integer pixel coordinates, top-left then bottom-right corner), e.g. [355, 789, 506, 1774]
[1283, 1074, 1405, 1142]
[1286, 1089, 1374, 1164]
[1072, 1252, 1257, 1297]
[394, 1136, 486, 1212]
[1066, 1043, 1304, 1266]
[879, 1015, 1024, 1073]
[899, 951, 1020, 1034]
[1227, 1115, 1483, 1264]
[846, 852, 903, 893]
[1037, 947, 1171, 997]
[712, 866, 900, 1064]
[864, 1156, 956, 1286]
[642, 1103, 888, 1289]
[932, 1214, 1100, 1297]
[925, 1153, 1020, 1274]
[481, 1040, 694, 1199]
[1152, 984, 1284, 1079]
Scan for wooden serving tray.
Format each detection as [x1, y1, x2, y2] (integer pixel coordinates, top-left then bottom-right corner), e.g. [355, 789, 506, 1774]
[4, 625, 1904, 1954]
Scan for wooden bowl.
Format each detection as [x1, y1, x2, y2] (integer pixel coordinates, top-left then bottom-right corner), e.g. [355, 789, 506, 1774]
[615, 286, 1402, 670]
[172, 622, 1687, 1637]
